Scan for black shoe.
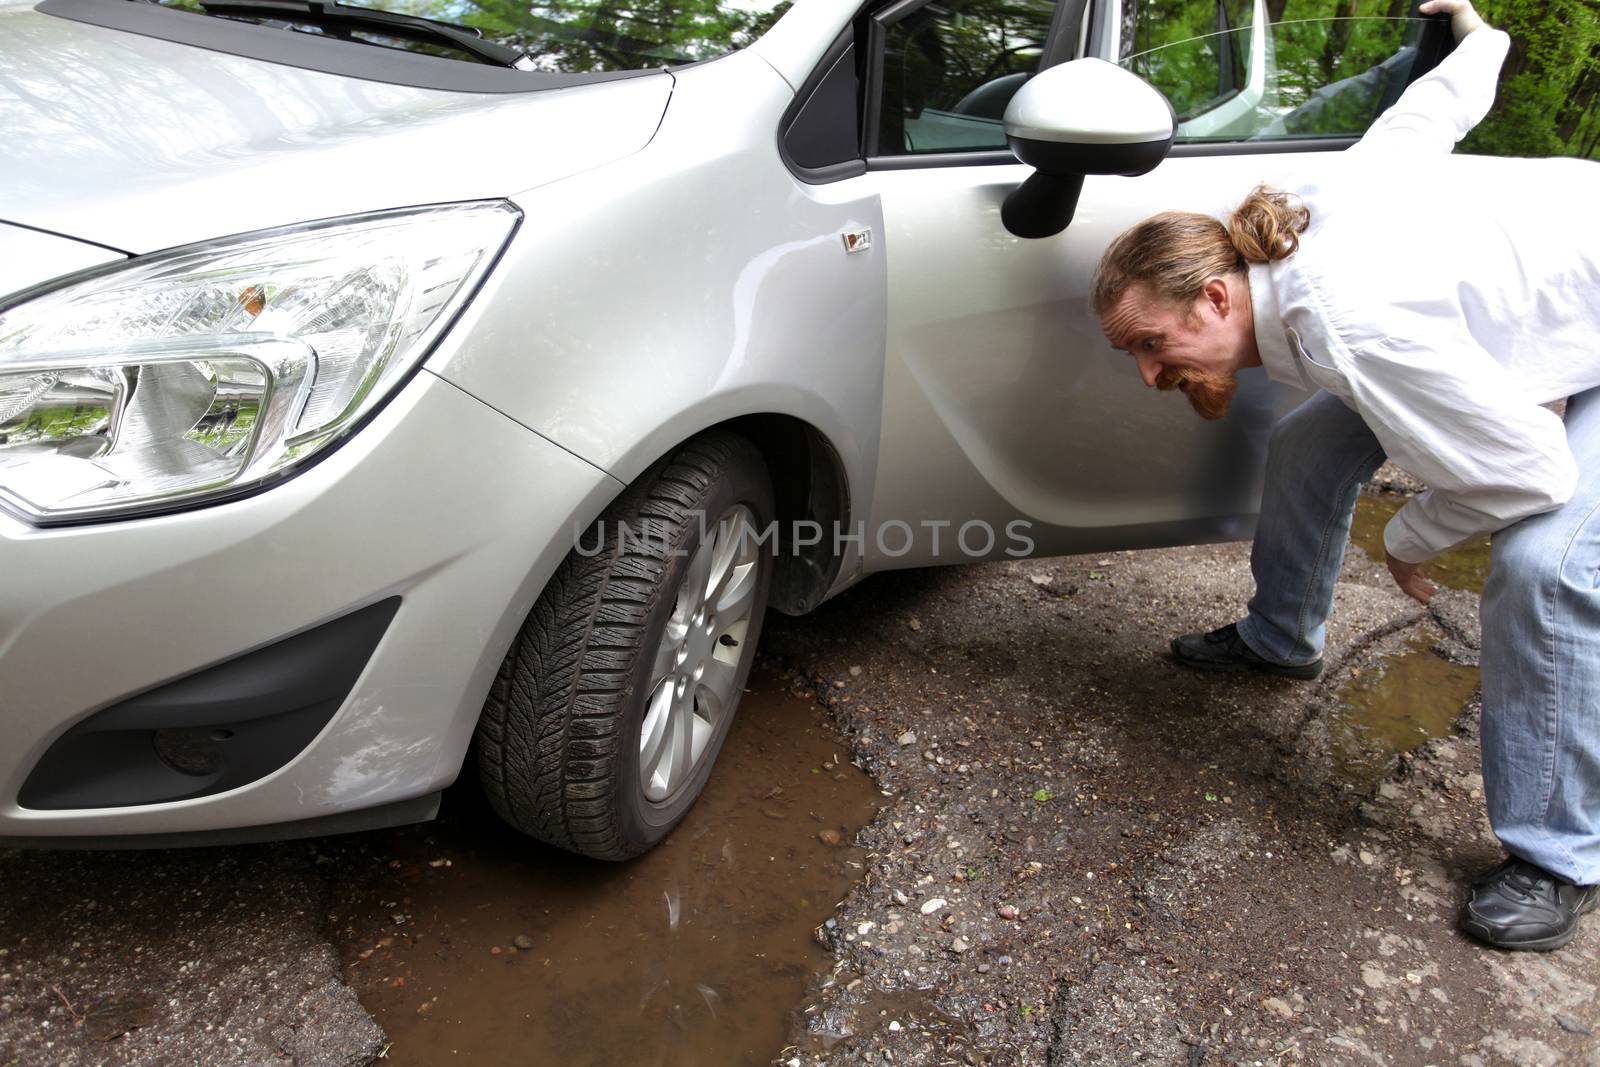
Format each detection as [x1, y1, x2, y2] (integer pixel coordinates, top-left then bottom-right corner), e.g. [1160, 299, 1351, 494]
[1169, 623, 1322, 679]
[1460, 857, 1600, 951]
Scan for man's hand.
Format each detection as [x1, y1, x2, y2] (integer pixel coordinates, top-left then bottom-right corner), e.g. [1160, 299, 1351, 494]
[1418, 0, 1488, 41]
[1386, 552, 1438, 604]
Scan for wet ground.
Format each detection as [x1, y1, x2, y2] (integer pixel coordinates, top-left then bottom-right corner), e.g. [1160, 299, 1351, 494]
[5, 474, 1597, 1066]
[320, 673, 881, 1067]
[1325, 491, 1488, 788]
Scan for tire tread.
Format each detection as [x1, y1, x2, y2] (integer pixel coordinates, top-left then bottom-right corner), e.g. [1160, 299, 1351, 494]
[476, 432, 765, 860]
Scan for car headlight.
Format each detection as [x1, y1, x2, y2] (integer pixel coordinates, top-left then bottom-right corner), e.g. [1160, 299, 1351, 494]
[0, 201, 520, 524]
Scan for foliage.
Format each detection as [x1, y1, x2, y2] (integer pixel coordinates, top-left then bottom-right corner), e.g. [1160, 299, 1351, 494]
[1121, 0, 1598, 157]
[1460, 0, 1600, 159]
[431, 0, 795, 71]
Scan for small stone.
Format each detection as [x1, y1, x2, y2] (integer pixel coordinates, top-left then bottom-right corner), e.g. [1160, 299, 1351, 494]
[857, 921, 876, 936]
[1555, 1013, 1592, 1035]
[888, 1020, 902, 1032]
[512, 934, 535, 950]
[920, 897, 948, 915]
[908, 617, 922, 632]
[489, 945, 503, 955]
[998, 905, 1020, 921]
[977, 963, 991, 974]
[1261, 997, 1295, 1020]
[892, 890, 910, 906]
[951, 937, 971, 953]
[1359, 850, 1376, 865]
[850, 665, 863, 677]
[818, 828, 843, 846]
[897, 731, 918, 747]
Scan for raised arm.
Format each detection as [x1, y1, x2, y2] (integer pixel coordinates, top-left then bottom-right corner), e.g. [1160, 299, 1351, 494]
[1351, 0, 1509, 157]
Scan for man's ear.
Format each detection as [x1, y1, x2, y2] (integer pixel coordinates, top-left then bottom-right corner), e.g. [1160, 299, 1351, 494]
[1202, 276, 1232, 318]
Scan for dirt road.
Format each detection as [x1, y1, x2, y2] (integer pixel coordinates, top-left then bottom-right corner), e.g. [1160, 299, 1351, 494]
[2, 496, 1591, 1066]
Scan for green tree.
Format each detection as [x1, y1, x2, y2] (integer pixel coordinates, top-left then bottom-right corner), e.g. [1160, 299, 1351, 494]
[1460, 0, 1600, 159]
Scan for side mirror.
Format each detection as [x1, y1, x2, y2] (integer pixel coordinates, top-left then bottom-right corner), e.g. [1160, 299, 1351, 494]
[1001, 59, 1176, 239]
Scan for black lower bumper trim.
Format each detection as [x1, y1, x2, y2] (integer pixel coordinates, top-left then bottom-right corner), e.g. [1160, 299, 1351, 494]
[19, 598, 400, 810]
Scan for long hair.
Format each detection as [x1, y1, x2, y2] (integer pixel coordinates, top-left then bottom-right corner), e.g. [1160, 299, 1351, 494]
[1090, 185, 1310, 315]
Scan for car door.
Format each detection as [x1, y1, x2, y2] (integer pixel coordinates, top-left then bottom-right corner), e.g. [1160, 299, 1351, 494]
[781, 0, 1453, 570]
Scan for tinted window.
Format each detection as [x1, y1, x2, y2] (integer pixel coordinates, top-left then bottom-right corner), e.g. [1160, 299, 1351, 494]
[876, 0, 1059, 155]
[1120, 0, 1428, 142]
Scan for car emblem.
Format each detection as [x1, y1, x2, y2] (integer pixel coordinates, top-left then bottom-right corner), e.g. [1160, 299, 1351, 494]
[841, 228, 872, 254]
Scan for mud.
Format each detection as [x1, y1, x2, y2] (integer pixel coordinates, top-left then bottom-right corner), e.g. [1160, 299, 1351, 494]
[11, 473, 1594, 1067]
[1350, 491, 1493, 595]
[319, 671, 881, 1067]
[760, 499, 1594, 1066]
[1329, 631, 1481, 786]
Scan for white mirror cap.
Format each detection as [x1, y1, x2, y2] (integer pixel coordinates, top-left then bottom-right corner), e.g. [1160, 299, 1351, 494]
[1004, 59, 1175, 146]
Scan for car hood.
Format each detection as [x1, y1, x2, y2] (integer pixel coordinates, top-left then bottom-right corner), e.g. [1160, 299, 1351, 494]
[0, 1, 674, 254]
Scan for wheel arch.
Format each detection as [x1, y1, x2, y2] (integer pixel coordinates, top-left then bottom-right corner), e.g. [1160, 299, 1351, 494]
[598, 411, 855, 617]
[718, 412, 852, 616]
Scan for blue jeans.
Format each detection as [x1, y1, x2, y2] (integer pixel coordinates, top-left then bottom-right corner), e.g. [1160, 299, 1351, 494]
[1236, 389, 1600, 884]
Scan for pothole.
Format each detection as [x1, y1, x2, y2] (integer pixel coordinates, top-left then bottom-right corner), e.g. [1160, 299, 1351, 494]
[1350, 492, 1492, 595]
[1330, 630, 1481, 785]
[323, 668, 882, 1066]
[1328, 495, 1489, 783]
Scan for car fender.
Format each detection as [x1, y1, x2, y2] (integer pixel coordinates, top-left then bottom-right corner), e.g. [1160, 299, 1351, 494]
[429, 49, 888, 598]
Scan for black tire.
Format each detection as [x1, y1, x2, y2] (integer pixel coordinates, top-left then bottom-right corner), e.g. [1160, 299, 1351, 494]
[476, 431, 775, 860]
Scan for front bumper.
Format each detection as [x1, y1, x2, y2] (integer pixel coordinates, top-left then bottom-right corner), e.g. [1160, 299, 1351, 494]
[0, 369, 621, 840]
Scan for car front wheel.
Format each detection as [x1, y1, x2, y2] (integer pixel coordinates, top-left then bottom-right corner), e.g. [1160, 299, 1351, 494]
[476, 431, 775, 860]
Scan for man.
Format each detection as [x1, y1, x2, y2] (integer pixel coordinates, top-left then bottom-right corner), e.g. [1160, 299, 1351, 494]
[1093, 0, 1600, 951]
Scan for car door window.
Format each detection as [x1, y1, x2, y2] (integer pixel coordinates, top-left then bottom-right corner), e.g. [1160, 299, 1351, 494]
[872, 0, 1062, 155]
[1120, 0, 1435, 143]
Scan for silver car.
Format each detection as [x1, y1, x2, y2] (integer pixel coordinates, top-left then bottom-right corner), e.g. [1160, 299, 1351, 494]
[0, 0, 1454, 854]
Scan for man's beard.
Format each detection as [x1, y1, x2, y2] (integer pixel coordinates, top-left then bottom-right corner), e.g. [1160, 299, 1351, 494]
[1156, 366, 1238, 421]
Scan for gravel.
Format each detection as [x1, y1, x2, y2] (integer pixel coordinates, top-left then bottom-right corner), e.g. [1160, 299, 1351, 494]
[760, 518, 1598, 1066]
[0, 844, 383, 1066]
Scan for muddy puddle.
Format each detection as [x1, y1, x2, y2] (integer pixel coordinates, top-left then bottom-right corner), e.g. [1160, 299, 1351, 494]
[1330, 630, 1482, 784]
[1350, 491, 1492, 595]
[1330, 493, 1487, 782]
[323, 669, 881, 1066]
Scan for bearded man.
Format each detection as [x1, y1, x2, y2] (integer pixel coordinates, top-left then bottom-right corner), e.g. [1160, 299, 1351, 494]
[1093, 0, 1600, 951]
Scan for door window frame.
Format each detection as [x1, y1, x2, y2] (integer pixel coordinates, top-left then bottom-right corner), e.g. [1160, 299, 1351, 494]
[1103, 0, 1458, 158]
[778, 0, 1457, 183]
[861, 0, 1087, 167]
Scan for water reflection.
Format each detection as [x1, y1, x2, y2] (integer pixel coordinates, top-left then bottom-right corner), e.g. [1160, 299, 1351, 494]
[325, 671, 881, 1066]
[1331, 493, 1489, 782]
[1331, 632, 1481, 785]
[1350, 491, 1492, 594]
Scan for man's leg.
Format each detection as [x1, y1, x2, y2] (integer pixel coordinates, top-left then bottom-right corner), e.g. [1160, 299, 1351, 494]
[1465, 387, 1600, 949]
[1194, 392, 1385, 669]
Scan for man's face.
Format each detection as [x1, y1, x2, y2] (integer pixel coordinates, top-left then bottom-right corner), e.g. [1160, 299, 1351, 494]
[1099, 282, 1239, 421]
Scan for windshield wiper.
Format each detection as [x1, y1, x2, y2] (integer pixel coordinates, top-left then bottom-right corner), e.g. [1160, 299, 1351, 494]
[195, 0, 533, 68]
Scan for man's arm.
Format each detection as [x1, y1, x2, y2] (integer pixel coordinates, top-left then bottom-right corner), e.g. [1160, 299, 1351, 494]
[1351, 0, 1509, 157]
[1329, 315, 1578, 569]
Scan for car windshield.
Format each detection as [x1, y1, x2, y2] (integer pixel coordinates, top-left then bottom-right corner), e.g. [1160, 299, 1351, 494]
[156, 0, 793, 71]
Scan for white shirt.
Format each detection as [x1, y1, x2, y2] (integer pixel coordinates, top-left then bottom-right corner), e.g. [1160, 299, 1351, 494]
[1247, 28, 1600, 563]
